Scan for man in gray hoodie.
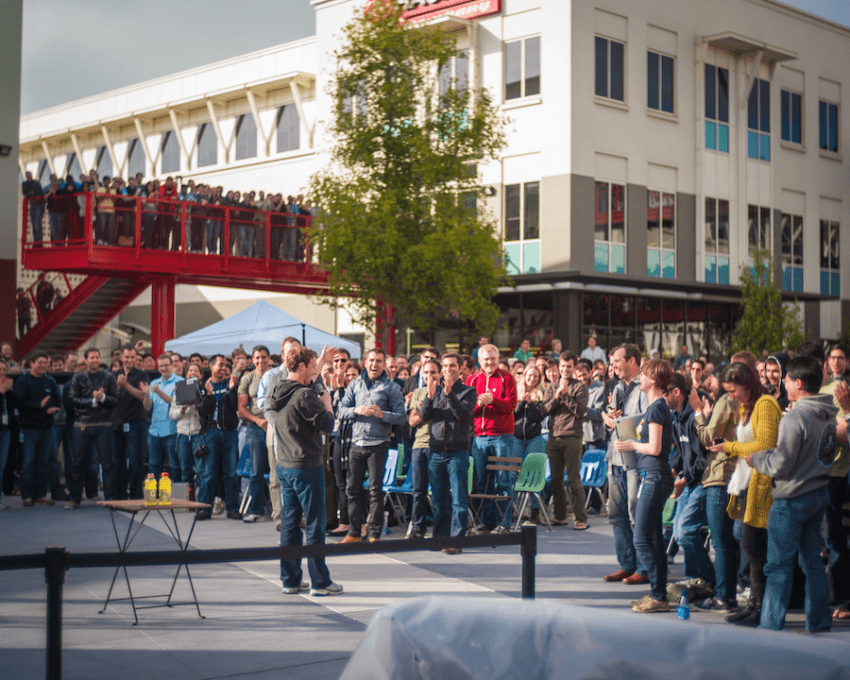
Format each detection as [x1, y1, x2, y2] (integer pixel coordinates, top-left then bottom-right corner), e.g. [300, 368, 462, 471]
[746, 356, 838, 633]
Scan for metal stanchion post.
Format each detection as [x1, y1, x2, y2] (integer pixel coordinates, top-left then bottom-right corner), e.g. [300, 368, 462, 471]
[520, 525, 536, 599]
[45, 546, 68, 680]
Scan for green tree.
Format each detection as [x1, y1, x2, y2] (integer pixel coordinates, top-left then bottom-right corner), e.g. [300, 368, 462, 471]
[307, 0, 508, 348]
[729, 248, 806, 356]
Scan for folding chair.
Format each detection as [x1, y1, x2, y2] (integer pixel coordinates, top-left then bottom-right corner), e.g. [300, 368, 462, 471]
[580, 449, 607, 513]
[383, 449, 412, 527]
[663, 495, 678, 556]
[468, 456, 523, 530]
[237, 446, 253, 515]
[512, 452, 552, 531]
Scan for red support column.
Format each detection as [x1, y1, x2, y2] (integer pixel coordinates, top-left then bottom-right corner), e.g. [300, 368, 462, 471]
[150, 276, 175, 357]
[375, 302, 396, 356]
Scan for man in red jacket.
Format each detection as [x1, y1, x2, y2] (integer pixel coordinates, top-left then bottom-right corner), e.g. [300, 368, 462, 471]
[466, 344, 517, 532]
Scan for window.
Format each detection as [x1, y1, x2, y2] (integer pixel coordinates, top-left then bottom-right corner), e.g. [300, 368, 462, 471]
[128, 138, 145, 178]
[65, 153, 82, 179]
[594, 181, 626, 273]
[820, 220, 840, 295]
[781, 90, 802, 144]
[647, 51, 674, 113]
[95, 146, 112, 178]
[37, 159, 50, 186]
[235, 114, 257, 161]
[705, 64, 729, 152]
[704, 197, 730, 284]
[276, 105, 300, 153]
[161, 131, 180, 173]
[595, 36, 624, 101]
[440, 49, 469, 98]
[780, 213, 803, 292]
[748, 204, 772, 272]
[748, 79, 770, 160]
[505, 37, 540, 100]
[819, 100, 839, 153]
[504, 181, 540, 275]
[647, 190, 675, 278]
[197, 123, 217, 167]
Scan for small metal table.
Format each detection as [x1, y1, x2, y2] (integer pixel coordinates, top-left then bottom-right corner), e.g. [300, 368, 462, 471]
[97, 499, 210, 625]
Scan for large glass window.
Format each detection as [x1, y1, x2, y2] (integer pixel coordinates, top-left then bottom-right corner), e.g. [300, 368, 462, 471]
[161, 131, 180, 173]
[276, 105, 300, 153]
[504, 181, 540, 275]
[595, 36, 624, 101]
[95, 146, 112, 178]
[705, 64, 729, 152]
[440, 49, 470, 98]
[65, 153, 82, 179]
[505, 37, 540, 101]
[594, 181, 626, 273]
[127, 138, 145, 178]
[647, 190, 675, 278]
[197, 123, 217, 167]
[647, 51, 674, 113]
[748, 78, 770, 160]
[704, 197, 730, 284]
[748, 204, 772, 279]
[780, 212, 803, 292]
[235, 114, 257, 161]
[820, 219, 840, 295]
[37, 159, 50, 186]
[780, 89, 802, 144]
[819, 100, 839, 153]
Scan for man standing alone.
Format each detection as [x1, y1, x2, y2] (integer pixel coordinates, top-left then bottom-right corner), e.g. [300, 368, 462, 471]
[271, 347, 342, 596]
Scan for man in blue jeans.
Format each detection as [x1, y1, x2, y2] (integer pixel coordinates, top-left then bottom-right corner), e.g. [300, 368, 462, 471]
[406, 359, 441, 539]
[238, 345, 271, 522]
[747, 356, 837, 633]
[143, 354, 180, 482]
[270, 347, 342, 596]
[113, 345, 150, 499]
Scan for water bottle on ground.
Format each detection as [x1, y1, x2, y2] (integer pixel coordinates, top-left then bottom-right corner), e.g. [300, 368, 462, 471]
[144, 474, 157, 506]
[677, 590, 690, 620]
[158, 473, 172, 506]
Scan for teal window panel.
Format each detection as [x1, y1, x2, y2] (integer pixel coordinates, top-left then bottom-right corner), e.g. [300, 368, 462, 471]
[793, 267, 803, 292]
[705, 256, 717, 284]
[821, 270, 829, 295]
[504, 243, 521, 276]
[705, 121, 716, 150]
[594, 243, 609, 272]
[782, 267, 792, 291]
[760, 134, 770, 161]
[661, 251, 675, 278]
[718, 124, 729, 153]
[523, 242, 540, 274]
[718, 257, 730, 285]
[748, 131, 759, 158]
[611, 245, 625, 273]
[831, 272, 840, 296]
[647, 249, 660, 277]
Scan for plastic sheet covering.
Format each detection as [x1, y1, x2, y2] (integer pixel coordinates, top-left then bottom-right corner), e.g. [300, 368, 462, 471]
[340, 595, 850, 680]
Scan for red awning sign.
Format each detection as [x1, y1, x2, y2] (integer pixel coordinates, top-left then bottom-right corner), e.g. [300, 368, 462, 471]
[401, 0, 502, 23]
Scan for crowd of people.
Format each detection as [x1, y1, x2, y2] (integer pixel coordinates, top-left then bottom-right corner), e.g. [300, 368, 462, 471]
[21, 170, 313, 260]
[1, 332, 848, 627]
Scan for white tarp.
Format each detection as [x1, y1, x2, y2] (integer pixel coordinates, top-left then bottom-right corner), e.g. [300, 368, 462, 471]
[341, 595, 850, 680]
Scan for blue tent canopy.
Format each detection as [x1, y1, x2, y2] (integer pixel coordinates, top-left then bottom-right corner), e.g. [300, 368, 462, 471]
[164, 300, 361, 359]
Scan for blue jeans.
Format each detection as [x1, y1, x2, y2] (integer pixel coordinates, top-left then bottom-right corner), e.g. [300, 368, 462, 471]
[608, 465, 640, 574]
[197, 428, 239, 511]
[429, 450, 470, 538]
[207, 220, 221, 254]
[70, 426, 115, 502]
[675, 484, 715, 586]
[245, 423, 268, 515]
[176, 434, 199, 489]
[761, 487, 831, 632]
[471, 434, 514, 529]
[0, 430, 10, 501]
[30, 201, 45, 242]
[20, 428, 56, 500]
[147, 433, 177, 480]
[633, 471, 674, 601]
[277, 465, 332, 590]
[410, 447, 430, 531]
[48, 212, 65, 243]
[114, 421, 148, 499]
[705, 485, 736, 603]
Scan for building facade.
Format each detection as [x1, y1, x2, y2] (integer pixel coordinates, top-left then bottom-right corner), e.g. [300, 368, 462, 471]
[17, 0, 849, 360]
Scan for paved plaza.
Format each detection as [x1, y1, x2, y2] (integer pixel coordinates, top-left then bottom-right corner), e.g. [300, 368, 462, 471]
[2, 497, 849, 679]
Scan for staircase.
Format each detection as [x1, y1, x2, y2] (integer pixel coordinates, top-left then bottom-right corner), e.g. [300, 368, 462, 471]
[17, 276, 149, 359]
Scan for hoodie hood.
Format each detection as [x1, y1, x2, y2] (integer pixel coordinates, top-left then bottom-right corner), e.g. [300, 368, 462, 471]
[272, 379, 309, 410]
[765, 352, 789, 379]
[794, 393, 839, 421]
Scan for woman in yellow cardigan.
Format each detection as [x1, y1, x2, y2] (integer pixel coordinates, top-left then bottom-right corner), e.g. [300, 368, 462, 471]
[707, 362, 782, 626]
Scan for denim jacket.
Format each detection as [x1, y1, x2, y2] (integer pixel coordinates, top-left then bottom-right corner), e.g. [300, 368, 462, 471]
[336, 370, 405, 447]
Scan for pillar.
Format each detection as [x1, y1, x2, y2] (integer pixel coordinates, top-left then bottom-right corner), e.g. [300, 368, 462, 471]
[150, 277, 175, 357]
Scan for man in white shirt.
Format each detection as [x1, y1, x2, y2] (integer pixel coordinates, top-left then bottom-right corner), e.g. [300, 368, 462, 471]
[580, 336, 607, 365]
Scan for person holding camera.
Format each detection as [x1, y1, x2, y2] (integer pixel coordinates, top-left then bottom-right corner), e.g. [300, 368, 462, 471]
[170, 362, 204, 494]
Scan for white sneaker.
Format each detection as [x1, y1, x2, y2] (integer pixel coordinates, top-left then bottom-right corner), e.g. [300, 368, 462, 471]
[243, 514, 266, 523]
[311, 582, 343, 597]
[282, 581, 309, 594]
[212, 497, 225, 515]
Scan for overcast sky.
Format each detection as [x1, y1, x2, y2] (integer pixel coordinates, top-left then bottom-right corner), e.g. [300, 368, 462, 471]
[19, 0, 850, 115]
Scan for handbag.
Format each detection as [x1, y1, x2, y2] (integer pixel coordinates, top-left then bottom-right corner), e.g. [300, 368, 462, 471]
[193, 434, 209, 460]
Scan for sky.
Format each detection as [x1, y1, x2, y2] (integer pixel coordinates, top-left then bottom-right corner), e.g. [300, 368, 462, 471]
[19, 0, 850, 115]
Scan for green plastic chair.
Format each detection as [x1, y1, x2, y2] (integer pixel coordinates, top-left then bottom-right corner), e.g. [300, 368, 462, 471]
[512, 452, 552, 532]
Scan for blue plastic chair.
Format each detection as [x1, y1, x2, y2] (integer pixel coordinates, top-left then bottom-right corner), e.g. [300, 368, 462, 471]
[579, 449, 607, 511]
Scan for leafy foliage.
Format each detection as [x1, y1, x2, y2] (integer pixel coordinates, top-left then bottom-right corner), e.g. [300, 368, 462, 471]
[730, 248, 806, 356]
[308, 0, 508, 346]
